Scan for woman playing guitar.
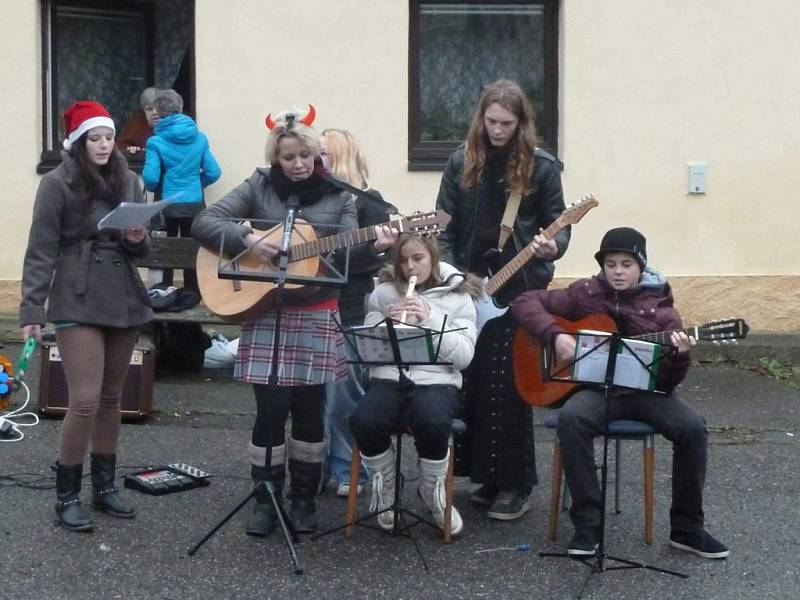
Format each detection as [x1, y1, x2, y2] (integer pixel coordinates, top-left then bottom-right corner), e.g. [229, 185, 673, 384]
[435, 79, 570, 521]
[191, 106, 396, 536]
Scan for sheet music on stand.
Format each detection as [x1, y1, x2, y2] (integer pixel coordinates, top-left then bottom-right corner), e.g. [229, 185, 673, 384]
[337, 317, 465, 367]
[572, 330, 663, 391]
[544, 329, 667, 393]
[345, 323, 438, 364]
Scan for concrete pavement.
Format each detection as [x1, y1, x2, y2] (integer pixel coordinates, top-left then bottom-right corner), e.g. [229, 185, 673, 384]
[0, 337, 798, 599]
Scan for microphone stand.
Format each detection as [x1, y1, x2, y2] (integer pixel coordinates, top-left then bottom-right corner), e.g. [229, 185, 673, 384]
[188, 197, 303, 575]
[540, 332, 687, 598]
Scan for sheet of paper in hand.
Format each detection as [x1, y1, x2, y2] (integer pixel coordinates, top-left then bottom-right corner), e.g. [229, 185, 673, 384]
[97, 201, 171, 231]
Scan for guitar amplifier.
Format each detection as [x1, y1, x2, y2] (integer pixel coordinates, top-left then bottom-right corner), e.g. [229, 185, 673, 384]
[37, 342, 155, 421]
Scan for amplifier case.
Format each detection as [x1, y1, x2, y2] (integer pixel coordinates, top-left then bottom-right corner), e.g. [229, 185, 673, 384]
[37, 342, 155, 421]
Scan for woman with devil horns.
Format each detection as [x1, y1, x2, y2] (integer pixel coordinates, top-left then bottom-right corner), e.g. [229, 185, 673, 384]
[192, 105, 397, 535]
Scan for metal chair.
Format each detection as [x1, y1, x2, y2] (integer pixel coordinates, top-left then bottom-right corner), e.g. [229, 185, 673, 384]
[544, 414, 656, 544]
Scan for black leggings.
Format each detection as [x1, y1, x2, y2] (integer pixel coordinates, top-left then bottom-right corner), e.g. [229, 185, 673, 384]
[251, 384, 325, 448]
[349, 380, 460, 460]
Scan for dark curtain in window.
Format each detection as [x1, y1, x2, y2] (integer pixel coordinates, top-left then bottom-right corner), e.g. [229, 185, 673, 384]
[418, 4, 546, 143]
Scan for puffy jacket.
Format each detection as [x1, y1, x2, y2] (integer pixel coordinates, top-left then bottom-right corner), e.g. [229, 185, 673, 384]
[511, 269, 691, 391]
[142, 113, 221, 212]
[364, 262, 480, 388]
[435, 147, 570, 306]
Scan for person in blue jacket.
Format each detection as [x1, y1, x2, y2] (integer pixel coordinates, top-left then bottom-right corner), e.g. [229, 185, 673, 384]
[143, 89, 221, 291]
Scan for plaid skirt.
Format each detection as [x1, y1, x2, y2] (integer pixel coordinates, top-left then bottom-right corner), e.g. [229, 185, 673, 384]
[235, 307, 348, 386]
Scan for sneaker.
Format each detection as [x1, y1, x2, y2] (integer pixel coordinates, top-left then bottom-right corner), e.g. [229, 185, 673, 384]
[469, 485, 499, 507]
[669, 529, 729, 559]
[336, 481, 364, 498]
[568, 527, 600, 557]
[486, 490, 531, 520]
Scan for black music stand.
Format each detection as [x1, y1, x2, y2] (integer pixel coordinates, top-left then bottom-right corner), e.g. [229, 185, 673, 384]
[538, 330, 687, 598]
[187, 204, 351, 575]
[311, 315, 462, 570]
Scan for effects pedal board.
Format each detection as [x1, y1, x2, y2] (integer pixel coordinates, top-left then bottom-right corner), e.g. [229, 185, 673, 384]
[124, 463, 211, 496]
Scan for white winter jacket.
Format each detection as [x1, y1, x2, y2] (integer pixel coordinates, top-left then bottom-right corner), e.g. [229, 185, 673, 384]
[364, 262, 478, 388]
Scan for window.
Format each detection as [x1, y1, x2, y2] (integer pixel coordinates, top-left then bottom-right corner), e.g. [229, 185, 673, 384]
[39, 0, 195, 173]
[408, 1, 559, 170]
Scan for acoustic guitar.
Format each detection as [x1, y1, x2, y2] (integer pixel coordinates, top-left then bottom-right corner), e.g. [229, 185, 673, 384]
[196, 210, 450, 322]
[513, 315, 750, 407]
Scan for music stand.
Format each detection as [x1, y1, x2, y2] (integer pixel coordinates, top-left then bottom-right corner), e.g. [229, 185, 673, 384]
[538, 330, 687, 598]
[187, 202, 351, 575]
[312, 315, 463, 570]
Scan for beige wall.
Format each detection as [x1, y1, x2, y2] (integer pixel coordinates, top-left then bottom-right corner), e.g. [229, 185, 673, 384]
[2, 1, 799, 331]
[2, 1, 40, 290]
[557, 1, 800, 279]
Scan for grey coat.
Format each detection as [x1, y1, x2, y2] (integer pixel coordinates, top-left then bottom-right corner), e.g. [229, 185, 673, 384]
[19, 152, 154, 328]
[191, 167, 382, 304]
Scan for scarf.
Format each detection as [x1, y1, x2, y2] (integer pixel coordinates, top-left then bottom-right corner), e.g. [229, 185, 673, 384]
[269, 159, 339, 205]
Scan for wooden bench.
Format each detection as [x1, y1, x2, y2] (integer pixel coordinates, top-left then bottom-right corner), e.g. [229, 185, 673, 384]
[134, 234, 226, 326]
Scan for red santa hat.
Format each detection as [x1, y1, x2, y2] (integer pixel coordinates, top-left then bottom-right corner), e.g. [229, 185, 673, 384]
[62, 101, 115, 150]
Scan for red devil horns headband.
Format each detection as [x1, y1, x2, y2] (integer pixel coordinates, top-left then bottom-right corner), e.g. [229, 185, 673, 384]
[265, 104, 316, 130]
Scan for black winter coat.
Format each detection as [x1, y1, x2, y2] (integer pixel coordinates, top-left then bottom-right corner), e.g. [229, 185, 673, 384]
[338, 189, 396, 326]
[435, 147, 570, 306]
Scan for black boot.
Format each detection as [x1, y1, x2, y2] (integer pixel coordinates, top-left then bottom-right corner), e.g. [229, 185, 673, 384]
[55, 462, 94, 532]
[246, 464, 285, 538]
[289, 496, 317, 533]
[288, 438, 324, 534]
[90, 453, 135, 518]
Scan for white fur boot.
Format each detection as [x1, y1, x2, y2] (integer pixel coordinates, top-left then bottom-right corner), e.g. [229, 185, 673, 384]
[419, 451, 463, 536]
[361, 448, 396, 531]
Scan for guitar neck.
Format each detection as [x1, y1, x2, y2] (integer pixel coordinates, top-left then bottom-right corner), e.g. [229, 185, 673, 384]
[484, 216, 566, 294]
[289, 217, 397, 261]
[631, 327, 694, 346]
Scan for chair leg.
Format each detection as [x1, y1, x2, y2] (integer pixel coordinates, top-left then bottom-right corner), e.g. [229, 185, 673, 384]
[615, 438, 622, 514]
[643, 435, 655, 544]
[345, 444, 361, 538]
[548, 438, 563, 540]
[443, 437, 455, 544]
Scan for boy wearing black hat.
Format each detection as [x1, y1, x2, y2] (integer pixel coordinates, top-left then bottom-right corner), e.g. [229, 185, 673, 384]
[511, 227, 728, 559]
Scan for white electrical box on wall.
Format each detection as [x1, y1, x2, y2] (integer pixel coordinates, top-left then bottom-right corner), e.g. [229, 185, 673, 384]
[687, 161, 707, 194]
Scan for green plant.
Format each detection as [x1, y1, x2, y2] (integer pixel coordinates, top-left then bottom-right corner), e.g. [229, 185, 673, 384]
[753, 357, 800, 389]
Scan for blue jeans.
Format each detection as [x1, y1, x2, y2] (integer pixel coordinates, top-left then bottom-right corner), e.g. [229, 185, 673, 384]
[323, 364, 368, 485]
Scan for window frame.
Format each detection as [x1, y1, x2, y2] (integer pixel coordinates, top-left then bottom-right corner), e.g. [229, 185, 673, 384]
[38, 0, 199, 174]
[408, 0, 559, 171]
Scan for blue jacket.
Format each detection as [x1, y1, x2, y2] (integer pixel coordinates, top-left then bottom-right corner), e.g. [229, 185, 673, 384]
[142, 114, 221, 208]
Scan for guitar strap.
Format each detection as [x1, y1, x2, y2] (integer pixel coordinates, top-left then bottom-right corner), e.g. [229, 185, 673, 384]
[498, 191, 522, 251]
[320, 171, 383, 205]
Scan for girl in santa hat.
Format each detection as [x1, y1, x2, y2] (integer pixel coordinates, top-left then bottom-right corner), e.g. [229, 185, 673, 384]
[20, 100, 153, 532]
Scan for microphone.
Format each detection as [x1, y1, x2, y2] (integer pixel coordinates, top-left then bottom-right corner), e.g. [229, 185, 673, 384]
[281, 196, 299, 255]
